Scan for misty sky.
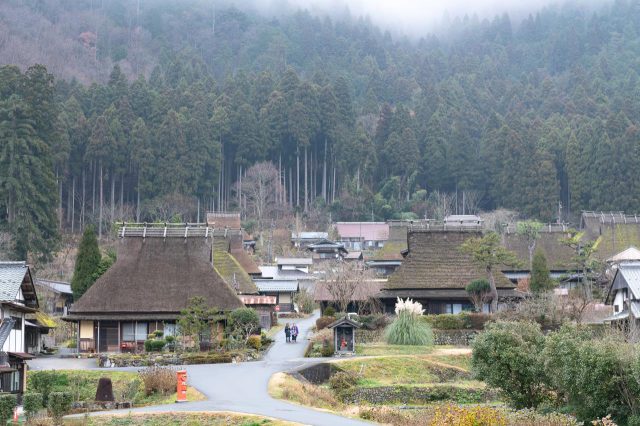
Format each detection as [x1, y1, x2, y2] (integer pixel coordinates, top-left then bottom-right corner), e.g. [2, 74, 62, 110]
[250, 0, 608, 36]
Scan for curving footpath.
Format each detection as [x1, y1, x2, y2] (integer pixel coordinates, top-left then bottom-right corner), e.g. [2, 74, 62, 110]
[51, 312, 371, 426]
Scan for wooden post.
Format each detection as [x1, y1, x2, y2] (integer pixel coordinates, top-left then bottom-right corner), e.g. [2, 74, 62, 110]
[76, 322, 80, 353]
[117, 322, 121, 353]
[96, 321, 100, 353]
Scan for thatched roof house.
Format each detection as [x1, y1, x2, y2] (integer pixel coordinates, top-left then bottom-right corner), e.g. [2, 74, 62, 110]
[380, 230, 519, 314]
[66, 229, 245, 353]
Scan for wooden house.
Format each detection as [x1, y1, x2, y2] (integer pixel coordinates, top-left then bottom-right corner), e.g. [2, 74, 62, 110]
[65, 226, 245, 353]
[380, 230, 521, 314]
[335, 222, 389, 250]
[306, 239, 348, 262]
[0, 261, 39, 396]
[604, 260, 640, 325]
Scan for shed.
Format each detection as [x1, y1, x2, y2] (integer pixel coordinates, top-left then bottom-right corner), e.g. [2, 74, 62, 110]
[327, 316, 362, 353]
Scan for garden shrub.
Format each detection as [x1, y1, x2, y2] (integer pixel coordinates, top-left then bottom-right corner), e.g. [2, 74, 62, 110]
[0, 394, 16, 425]
[320, 339, 334, 357]
[329, 371, 356, 399]
[228, 307, 260, 341]
[385, 298, 433, 346]
[247, 335, 262, 350]
[28, 370, 67, 404]
[260, 331, 273, 347]
[23, 392, 43, 421]
[315, 316, 335, 331]
[323, 306, 336, 317]
[472, 320, 548, 409]
[358, 314, 389, 330]
[542, 325, 639, 423]
[144, 338, 166, 352]
[464, 312, 492, 329]
[47, 392, 71, 425]
[138, 366, 177, 396]
[423, 314, 466, 330]
[294, 289, 316, 314]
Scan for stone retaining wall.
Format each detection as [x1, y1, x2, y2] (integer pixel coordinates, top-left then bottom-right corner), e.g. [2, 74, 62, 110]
[98, 350, 259, 367]
[433, 329, 478, 346]
[346, 385, 495, 405]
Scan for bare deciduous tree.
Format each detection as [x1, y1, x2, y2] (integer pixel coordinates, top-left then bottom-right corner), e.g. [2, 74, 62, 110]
[427, 191, 456, 220]
[239, 161, 287, 230]
[323, 261, 376, 313]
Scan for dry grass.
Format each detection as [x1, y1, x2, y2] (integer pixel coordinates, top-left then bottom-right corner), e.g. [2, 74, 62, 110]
[64, 412, 300, 425]
[268, 373, 342, 411]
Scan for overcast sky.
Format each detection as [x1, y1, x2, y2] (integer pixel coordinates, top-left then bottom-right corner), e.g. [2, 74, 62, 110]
[248, 0, 608, 36]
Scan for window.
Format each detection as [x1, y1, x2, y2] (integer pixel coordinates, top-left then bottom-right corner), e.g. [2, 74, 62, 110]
[0, 371, 20, 393]
[136, 323, 148, 340]
[11, 317, 21, 330]
[163, 323, 176, 337]
[122, 323, 135, 341]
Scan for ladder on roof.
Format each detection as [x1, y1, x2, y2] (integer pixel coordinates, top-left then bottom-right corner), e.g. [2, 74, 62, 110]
[0, 318, 16, 367]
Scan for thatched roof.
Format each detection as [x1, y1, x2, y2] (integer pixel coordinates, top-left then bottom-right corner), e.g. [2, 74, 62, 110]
[384, 230, 513, 290]
[502, 231, 575, 270]
[212, 237, 259, 294]
[68, 237, 244, 318]
[206, 212, 241, 228]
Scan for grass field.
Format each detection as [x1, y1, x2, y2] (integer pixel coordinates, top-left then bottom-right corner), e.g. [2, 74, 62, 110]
[66, 412, 299, 425]
[355, 343, 437, 356]
[28, 370, 206, 407]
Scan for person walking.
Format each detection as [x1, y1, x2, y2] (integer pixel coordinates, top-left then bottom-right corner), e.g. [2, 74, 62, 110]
[291, 323, 299, 343]
[284, 323, 291, 343]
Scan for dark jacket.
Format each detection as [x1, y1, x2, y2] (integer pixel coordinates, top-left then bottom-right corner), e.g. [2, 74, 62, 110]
[284, 325, 291, 336]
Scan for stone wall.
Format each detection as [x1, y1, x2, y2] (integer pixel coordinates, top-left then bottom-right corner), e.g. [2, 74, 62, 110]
[98, 350, 259, 367]
[346, 385, 495, 405]
[295, 362, 335, 384]
[433, 329, 478, 346]
[357, 328, 385, 343]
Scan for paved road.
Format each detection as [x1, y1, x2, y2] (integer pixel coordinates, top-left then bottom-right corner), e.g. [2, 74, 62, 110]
[43, 313, 371, 426]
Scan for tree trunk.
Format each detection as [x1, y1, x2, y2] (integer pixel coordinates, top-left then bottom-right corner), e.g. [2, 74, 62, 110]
[289, 167, 293, 206]
[99, 161, 103, 239]
[58, 169, 63, 230]
[71, 177, 76, 233]
[136, 170, 141, 222]
[110, 171, 115, 224]
[323, 137, 327, 202]
[81, 167, 86, 231]
[487, 266, 498, 312]
[304, 146, 308, 211]
[120, 173, 124, 220]
[92, 160, 96, 215]
[332, 164, 337, 203]
[296, 150, 300, 207]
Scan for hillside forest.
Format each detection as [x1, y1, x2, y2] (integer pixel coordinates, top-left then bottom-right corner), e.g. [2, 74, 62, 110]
[1, 0, 640, 262]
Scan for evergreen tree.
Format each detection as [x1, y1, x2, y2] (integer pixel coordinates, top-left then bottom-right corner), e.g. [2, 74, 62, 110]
[529, 249, 554, 294]
[71, 226, 101, 300]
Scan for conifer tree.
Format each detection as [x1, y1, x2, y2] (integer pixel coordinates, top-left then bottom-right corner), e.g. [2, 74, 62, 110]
[529, 249, 554, 294]
[71, 225, 101, 300]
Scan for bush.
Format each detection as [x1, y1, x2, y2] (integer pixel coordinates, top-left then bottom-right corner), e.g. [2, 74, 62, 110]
[385, 309, 434, 346]
[464, 313, 492, 330]
[247, 335, 262, 350]
[320, 339, 334, 357]
[329, 371, 356, 398]
[138, 366, 177, 396]
[228, 308, 260, 341]
[47, 392, 71, 425]
[0, 394, 16, 425]
[542, 325, 639, 423]
[23, 392, 43, 421]
[358, 314, 389, 330]
[323, 306, 336, 317]
[316, 316, 335, 331]
[154, 330, 164, 338]
[144, 339, 166, 352]
[423, 314, 466, 330]
[472, 321, 548, 409]
[28, 370, 65, 405]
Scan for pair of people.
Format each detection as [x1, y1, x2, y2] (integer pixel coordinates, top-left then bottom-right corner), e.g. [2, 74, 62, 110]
[284, 323, 299, 343]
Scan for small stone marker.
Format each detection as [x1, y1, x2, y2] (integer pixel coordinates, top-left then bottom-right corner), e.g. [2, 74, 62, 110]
[95, 377, 115, 402]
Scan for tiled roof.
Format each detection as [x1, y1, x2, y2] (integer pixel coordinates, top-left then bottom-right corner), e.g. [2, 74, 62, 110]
[384, 231, 514, 290]
[277, 258, 313, 266]
[618, 262, 640, 299]
[255, 280, 299, 292]
[608, 246, 640, 263]
[35, 279, 72, 295]
[292, 232, 328, 240]
[335, 222, 389, 241]
[0, 262, 29, 302]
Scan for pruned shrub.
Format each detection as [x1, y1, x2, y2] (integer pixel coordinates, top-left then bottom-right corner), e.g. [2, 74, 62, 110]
[23, 392, 43, 422]
[315, 316, 335, 331]
[0, 394, 16, 425]
[247, 335, 262, 350]
[385, 298, 433, 346]
[472, 320, 548, 409]
[358, 314, 389, 330]
[138, 366, 177, 396]
[423, 314, 466, 330]
[323, 306, 336, 317]
[144, 338, 166, 352]
[28, 370, 64, 405]
[320, 339, 334, 357]
[329, 371, 356, 398]
[47, 392, 71, 426]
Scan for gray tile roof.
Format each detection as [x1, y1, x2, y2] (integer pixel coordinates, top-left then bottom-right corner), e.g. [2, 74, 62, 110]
[0, 262, 28, 302]
[619, 262, 640, 299]
[254, 280, 299, 292]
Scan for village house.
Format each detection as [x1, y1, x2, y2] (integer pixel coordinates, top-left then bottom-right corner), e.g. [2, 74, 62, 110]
[34, 279, 73, 315]
[306, 238, 348, 262]
[604, 259, 640, 326]
[259, 258, 315, 290]
[291, 232, 329, 248]
[379, 229, 521, 314]
[65, 225, 245, 353]
[314, 280, 383, 315]
[335, 222, 389, 250]
[0, 261, 39, 396]
[365, 221, 408, 276]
